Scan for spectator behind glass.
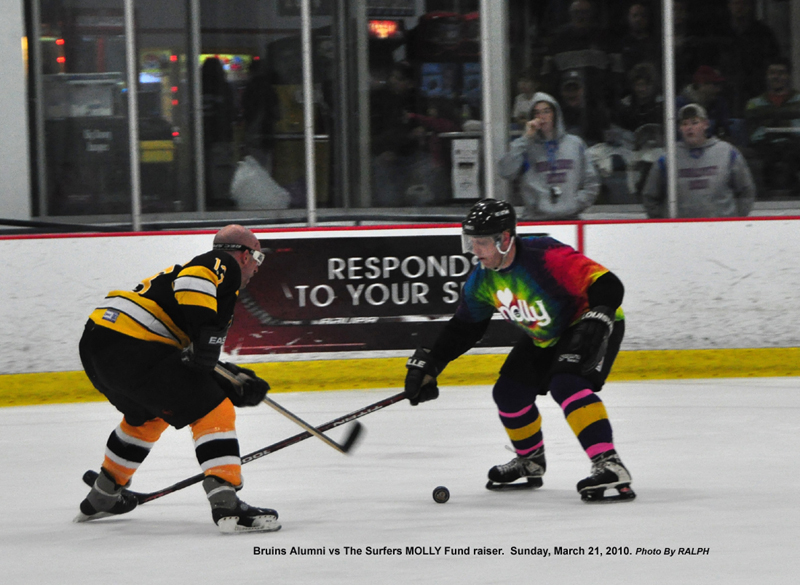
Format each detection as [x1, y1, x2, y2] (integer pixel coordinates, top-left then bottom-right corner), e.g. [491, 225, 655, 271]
[201, 57, 236, 209]
[672, 0, 706, 90]
[707, 0, 781, 117]
[558, 69, 611, 146]
[642, 103, 755, 218]
[370, 61, 434, 207]
[613, 62, 664, 201]
[406, 97, 461, 201]
[744, 57, 800, 196]
[241, 60, 279, 172]
[512, 72, 539, 128]
[616, 62, 663, 132]
[539, 0, 623, 115]
[676, 66, 732, 140]
[616, 1, 662, 75]
[497, 92, 600, 221]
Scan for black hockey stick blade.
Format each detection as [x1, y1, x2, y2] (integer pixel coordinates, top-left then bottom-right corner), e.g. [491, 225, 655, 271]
[81, 391, 405, 505]
[82, 469, 97, 487]
[341, 420, 364, 452]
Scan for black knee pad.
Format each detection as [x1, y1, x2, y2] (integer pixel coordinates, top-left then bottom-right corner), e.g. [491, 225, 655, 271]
[492, 375, 540, 412]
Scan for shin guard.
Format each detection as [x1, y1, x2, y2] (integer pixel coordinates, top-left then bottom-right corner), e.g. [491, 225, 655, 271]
[493, 375, 544, 456]
[549, 374, 615, 459]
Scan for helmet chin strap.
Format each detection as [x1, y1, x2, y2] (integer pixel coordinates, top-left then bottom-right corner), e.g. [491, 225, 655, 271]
[489, 237, 514, 271]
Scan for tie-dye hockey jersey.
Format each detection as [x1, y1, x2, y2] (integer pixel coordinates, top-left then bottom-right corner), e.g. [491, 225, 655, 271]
[455, 236, 622, 347]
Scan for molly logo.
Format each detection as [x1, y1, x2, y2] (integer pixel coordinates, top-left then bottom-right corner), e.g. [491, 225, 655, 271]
[496, 288, 551, 326]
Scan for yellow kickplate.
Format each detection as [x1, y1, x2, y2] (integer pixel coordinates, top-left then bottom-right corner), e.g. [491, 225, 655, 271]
[2, 348, 798, 407]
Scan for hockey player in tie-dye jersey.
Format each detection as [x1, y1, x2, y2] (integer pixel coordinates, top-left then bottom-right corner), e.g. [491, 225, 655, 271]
[404, 199, 635, 503]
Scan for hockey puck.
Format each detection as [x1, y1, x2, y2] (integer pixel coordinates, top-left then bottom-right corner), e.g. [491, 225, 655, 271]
[432, 486, 450, 504]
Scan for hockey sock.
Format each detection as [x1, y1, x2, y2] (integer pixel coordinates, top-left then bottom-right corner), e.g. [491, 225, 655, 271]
[102, 417, 169, 486]
[549, 374, 615, 459]
[492, 375, 544, 456]
[191, 398, 242, 487]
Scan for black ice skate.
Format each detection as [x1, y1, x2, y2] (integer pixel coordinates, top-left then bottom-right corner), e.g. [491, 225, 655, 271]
[486, 447, 546, 491]
[204, 476, 281, 534]
[74, 468, 138, 522]
[577, 452, 636, 503]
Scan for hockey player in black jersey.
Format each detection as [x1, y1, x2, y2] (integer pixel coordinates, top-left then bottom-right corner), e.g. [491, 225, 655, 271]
[76, 224, 281, 532]
[404, 200, 635, 502]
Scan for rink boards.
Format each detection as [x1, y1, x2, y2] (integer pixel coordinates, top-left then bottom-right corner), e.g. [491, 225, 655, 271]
[2, 218, 799, 405]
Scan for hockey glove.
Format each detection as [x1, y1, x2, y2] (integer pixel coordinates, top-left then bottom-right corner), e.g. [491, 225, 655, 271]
[405, 347, 446, 406]
[567, 306, 615, 375]
[214, 362, 270, 407]
[181, 327, 229, 371]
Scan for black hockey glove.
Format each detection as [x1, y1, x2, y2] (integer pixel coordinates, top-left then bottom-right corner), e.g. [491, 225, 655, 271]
[181, 326, 228, 371]
[566, 306, 615, 375]
[404, 347, 446, 406]
[214, 362, 270, 407]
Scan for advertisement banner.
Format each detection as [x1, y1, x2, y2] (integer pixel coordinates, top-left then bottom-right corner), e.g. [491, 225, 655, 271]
[226, 226, 572, 356]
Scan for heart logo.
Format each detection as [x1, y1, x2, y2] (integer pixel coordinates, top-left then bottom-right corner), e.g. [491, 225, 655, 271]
[497, 288, 514, 307]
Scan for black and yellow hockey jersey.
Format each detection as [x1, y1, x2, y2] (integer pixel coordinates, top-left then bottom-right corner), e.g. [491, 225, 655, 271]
[88, 250, 242, 349]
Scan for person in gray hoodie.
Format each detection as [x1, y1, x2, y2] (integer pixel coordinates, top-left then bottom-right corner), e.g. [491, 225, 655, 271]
[642, 103, 755, 218]
[497, 92, 600, 220]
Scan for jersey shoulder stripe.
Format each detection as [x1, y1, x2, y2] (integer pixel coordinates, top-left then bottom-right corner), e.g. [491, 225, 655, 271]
[174, 265, 220, 310]
[176, 265, 220, 288]
[173, 274, 218, 296]
[174, 289, 217, 311]
[173, 255, 234, 315]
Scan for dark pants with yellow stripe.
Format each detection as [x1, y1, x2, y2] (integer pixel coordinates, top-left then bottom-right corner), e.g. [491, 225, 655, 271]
[493, 320, 624, 460]
[79, 321, 243, 487]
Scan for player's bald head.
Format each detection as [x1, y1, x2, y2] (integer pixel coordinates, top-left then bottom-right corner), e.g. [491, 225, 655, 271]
[214, 224, 259, 250]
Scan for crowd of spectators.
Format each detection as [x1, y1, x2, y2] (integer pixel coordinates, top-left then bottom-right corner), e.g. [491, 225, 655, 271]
[367, 1, 794, 216]
[501, 0, 797, 217]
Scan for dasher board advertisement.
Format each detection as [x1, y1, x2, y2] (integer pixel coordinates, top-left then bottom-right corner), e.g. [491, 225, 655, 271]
[226, 226, 569, 356]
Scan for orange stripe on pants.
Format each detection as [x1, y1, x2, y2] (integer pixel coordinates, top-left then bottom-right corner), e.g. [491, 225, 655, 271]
[103, 417, 169, 486]
[120, 417, 169, 443]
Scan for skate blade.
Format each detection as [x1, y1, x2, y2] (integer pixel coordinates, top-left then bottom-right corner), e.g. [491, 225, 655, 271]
[580, 484, 636, 503]
[73, 510, 115, 523]
[217, 516, 282, 534]
[486, 477, 543, 492]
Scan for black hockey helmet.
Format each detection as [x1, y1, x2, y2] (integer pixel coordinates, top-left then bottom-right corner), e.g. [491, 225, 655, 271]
[461, 199, 516, 258]
[462, 198, 516, 237]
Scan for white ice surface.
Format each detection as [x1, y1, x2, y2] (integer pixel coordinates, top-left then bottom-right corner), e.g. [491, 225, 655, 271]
[2, 378, 799, 584]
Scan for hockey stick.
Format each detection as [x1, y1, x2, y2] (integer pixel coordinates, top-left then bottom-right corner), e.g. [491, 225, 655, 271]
[214, 364, 362, 454]
[261, 395, 362, 454]
[82, 391, 406, 505]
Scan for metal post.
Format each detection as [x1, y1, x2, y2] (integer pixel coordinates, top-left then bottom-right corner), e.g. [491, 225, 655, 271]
[479, 0, 509, 202]
[355, 4, 371, 207]
[190, 0, 205, 212]
[123, 0, 142, 231]
[300, 0, 317, 226]
[792, 0, 800, 93]
[30, 0, 48, 217]
[662, 0, 678, 218]
[334, 0, 351, 209]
